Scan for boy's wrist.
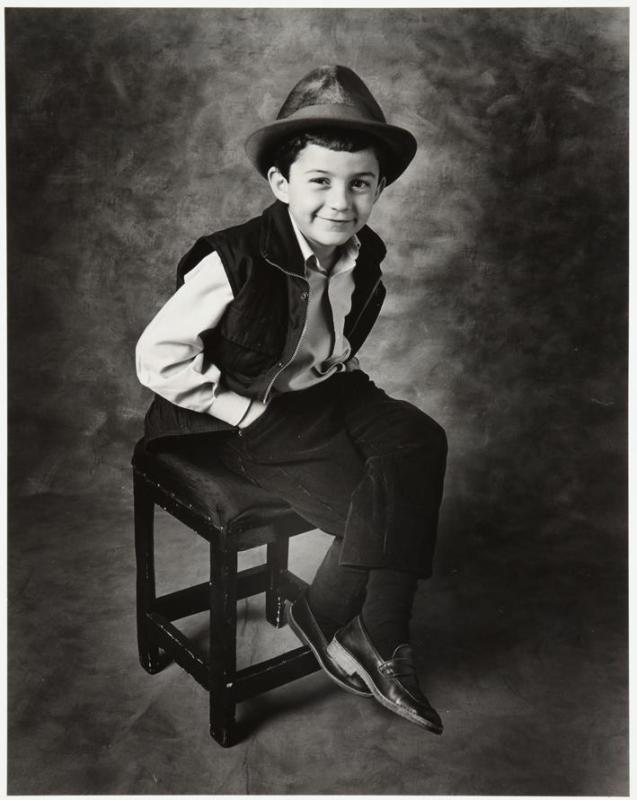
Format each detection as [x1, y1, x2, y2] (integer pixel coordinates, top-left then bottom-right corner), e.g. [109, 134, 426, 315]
[238, 399, 268, 429]
[209, 389, 253, 426]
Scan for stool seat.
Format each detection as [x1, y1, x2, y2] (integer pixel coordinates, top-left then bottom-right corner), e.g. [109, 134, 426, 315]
[133, 438, 300, 537]
[132, 434, 320, 747]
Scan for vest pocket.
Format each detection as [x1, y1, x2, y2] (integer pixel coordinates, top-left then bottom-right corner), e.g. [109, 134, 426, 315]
[204, 305, 284, 379]
[220, 304, 283, 355]
[216, 337, 278, 375]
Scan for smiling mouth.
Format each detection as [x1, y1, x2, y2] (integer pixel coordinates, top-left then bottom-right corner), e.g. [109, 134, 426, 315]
[318, 217, 353, 223]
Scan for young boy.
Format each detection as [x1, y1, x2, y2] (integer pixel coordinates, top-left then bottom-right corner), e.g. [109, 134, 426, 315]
[136, 65, 447, 734]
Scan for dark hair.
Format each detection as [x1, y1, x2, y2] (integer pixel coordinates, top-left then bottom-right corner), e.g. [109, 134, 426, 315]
[270, 127, 386, 181]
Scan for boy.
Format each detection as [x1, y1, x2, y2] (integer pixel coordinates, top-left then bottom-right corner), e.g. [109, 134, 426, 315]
[136, 65, 447, 734]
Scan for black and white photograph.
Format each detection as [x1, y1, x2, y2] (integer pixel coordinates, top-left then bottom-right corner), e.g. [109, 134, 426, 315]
[5, 3, 629, 795]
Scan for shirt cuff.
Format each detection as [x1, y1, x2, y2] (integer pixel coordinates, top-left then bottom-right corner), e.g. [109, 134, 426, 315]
[238, 398, 268, 429]
[208, 389, 253, 426]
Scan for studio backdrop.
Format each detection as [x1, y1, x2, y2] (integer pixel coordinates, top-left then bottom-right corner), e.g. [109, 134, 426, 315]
[6, 7, 628, 795]
[7, 9, 627, 544]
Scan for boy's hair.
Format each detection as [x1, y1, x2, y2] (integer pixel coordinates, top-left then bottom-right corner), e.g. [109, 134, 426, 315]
[270, 127, 387, 181]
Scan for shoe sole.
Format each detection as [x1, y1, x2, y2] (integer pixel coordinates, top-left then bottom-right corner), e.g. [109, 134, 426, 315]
[287, 606, 372, 698]
[327, 638, 443, 734]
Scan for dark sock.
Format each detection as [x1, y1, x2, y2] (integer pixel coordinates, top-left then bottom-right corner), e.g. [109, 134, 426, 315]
[307, 538, 368, 639]
[361, 568, 419, 659]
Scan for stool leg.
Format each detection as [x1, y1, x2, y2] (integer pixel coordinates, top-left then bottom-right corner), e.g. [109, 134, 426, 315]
[266, 538, 290, 628]
[134, 473, 168, 674]
[209, 538, 238, 747]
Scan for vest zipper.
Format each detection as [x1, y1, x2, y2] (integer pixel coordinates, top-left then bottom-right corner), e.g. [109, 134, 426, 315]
[260, 256, 381, 404]
[261, 255, 310, 403]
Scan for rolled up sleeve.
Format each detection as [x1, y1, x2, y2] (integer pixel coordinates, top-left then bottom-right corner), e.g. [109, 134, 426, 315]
[135, 251, 253, 425]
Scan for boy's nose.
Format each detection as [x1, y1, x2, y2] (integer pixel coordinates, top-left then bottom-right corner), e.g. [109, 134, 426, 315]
[327, 185, 350, 212]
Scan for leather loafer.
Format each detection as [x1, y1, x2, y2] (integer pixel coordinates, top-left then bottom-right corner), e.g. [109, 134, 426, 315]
[327, 615, 443, 734]
[287, 595, 372, 697]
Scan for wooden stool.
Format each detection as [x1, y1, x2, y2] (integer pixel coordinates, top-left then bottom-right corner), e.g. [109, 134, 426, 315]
[132, 437, 320, 747]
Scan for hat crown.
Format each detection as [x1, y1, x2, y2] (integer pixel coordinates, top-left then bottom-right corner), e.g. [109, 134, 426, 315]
[277, 65, 386, 124]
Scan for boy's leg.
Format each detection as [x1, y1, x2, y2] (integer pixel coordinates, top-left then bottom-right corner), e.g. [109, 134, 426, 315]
[219, 372, 447, 728]
[319, 370, 446, 732]
[218, 377, 371, 636]
[219, 370, 447, 645]
[335, 370, 447, 658]
[306, 537, 367, 639]
[338, 370, 448, 578]
[218, 380, 373, 695]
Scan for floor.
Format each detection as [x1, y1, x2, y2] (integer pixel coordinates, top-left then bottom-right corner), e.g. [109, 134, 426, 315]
[8, 480, 628, 795]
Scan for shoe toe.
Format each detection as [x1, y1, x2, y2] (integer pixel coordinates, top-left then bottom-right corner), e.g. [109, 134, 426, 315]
[420, 704, 443, 733]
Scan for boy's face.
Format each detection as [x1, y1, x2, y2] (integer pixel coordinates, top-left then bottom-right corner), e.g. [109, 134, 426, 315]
[268, 143, 385, 262]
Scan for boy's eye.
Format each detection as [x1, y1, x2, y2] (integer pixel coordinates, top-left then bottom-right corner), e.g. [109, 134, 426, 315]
[307, 176, 372, 190]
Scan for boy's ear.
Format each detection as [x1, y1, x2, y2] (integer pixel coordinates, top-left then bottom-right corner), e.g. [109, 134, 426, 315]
[267, 167, 289, 204]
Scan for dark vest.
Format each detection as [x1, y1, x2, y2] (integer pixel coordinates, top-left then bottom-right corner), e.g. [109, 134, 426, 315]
[144, 200, 387, 444]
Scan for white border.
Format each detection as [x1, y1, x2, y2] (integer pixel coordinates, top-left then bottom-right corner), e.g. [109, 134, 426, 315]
[1, 3, 630, 800]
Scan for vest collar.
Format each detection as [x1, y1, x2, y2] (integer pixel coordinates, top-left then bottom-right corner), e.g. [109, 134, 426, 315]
[259, 200, 307, 277]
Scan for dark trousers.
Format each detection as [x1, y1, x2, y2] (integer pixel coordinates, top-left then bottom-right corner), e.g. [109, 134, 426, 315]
[219, 370, 447, 580]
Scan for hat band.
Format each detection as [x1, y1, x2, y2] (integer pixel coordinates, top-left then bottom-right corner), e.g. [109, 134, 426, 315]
[277, 103, 386, 124]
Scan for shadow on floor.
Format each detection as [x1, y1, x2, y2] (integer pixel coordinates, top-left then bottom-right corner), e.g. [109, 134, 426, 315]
[8, 487, 628, 795]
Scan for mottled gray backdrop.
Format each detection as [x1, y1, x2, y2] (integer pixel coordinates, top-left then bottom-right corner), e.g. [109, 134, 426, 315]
[8, 8, 627, 532]
[6, 7, 628, 793]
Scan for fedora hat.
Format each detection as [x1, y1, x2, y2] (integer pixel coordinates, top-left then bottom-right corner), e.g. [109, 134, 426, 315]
[245, 65, 417, 185]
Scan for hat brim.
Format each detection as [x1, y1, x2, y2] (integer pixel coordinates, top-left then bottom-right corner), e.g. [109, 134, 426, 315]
[245, 115, 417, 186]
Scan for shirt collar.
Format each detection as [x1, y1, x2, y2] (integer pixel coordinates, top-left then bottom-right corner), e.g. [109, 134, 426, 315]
[288, 209, 360, 276]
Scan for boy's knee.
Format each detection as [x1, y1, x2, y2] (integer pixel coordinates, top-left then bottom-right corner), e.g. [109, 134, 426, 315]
[431, 420, 448, 456]
[411, 415, 447, 459]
